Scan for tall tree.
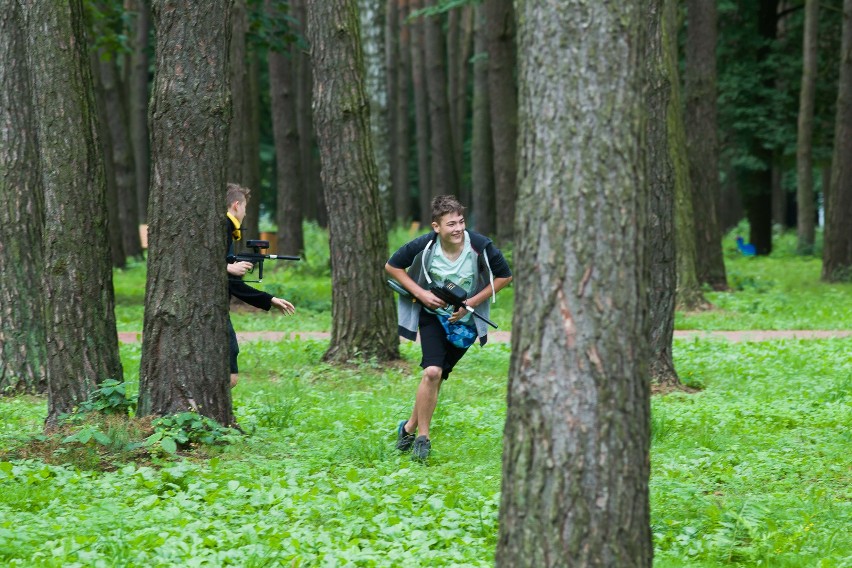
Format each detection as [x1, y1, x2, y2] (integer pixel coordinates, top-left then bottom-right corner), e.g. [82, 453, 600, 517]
[387, 0, 412, 223]
[410, 0, 432, 224]
[471, 3, 495, 235]
[796, 0, 819, 254]
[129, 0, 150, 224]
[647, 0, 680, 388]
[137, 0, 234, 425]
[0, 0, 47, 395]
[268, 0, 305, 255]
[448, 5, 473, 207]
[423, 3, 459, 200]
[25, 0, 123, 425]
[497, 1, 651, 565]
[685, 0, 727, 287]
[484, 0, 518, 243]
[359, 0, 393, 220]
[823, 0, 852, 281]
[306, 0, 399, 363]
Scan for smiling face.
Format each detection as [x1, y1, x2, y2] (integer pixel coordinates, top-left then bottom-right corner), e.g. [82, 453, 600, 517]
[432, 212, 466, 248]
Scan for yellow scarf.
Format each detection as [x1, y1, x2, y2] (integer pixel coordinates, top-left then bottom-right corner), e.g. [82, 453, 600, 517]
[227, 212, 242, 241]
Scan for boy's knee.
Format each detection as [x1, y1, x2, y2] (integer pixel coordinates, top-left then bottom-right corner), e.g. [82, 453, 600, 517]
[423, 366, 443, 383]
[230, 374, 239, 389]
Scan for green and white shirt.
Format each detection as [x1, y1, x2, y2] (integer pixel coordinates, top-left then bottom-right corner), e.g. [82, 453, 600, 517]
[428, 231, 477, 324]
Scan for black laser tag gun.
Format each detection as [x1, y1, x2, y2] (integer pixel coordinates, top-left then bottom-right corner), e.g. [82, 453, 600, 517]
[227, 239, 300, 283]
[386, 278, 498, 329]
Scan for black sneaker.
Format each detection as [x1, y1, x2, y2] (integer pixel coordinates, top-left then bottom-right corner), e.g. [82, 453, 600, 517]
[396, 420, 415, 452]
[412, 435, 431, 461]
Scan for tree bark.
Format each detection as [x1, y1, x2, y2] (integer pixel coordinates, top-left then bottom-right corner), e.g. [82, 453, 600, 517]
[388, 0, 412, 223]
[448, 5, 473, 207]
[306, 0, 400, 363]
[647, 0, 680, 388]
[497, 2, 651, 565]
[484, 0, 518, 244]
[685, 0, 728, 286]
[138, 0, 234, 425]
[0, 0, 47, 395]
[424, 3, 458, 200]
[471, 3, 495, 235]
[359, 0, 393, 220]
[822, 0, 852, 281]
[268, 2, 305, 255]
[90, 50, 127, 269]
[796, 0, 818, 255]
[25, 0, 124, 426]
[410, 0, 432, 224]
[292, 0, 326, 226]
[129, 0, 150, 224]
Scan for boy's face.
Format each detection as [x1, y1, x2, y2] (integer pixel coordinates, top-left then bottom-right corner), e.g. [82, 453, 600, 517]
[432, 212, 465, 247]
[230, 198, 247, 223]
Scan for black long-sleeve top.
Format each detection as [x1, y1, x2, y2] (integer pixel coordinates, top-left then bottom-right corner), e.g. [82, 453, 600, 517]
[227, 216, 273, 311]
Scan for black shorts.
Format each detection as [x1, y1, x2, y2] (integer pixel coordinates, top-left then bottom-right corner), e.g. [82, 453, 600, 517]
[419, 310, 470, 379]
[228, 318, 239, 374]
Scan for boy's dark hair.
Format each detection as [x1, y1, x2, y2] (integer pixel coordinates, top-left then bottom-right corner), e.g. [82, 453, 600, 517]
[431, 195, 465, 223]
[226, 183, 251, 208]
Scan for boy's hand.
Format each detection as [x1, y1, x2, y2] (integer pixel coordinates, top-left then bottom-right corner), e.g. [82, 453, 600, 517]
[417, 290, 447, 311]
[271, 297, 295, 315]
[227, 261, 253, 277]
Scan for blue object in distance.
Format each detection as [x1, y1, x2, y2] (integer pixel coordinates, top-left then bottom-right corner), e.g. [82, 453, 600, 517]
[736, 236, 756, 256]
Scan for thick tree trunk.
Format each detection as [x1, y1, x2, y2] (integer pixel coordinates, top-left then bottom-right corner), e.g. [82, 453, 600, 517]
[0, 0, 47, 395]
[26, 0, 124, 426]
[268, 4, 305, 255]
[497, 2, 651, 566]
[448, 5, 473, 207]
[388, 0, 412, 223]
[424, 4, 458, 200]
[138, 0, 233, 425]
[359, 0, 393, 220]
[306, 0, 400, 363]
[647, 0, 681, 388]
[685, 0, 728, 287]
[796, 0, 818, 254]
[410, 0, 432, 224]
[484, 0, 518, 244]
[129, 0, 150, 224]
[471, 3, 495, 235]
[823, 0, 852, 281]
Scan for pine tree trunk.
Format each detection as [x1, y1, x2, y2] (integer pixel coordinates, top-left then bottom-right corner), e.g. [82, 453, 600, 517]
[497, 2, 651, 565]
[447, 5, 473, 207]
[823, 0, 852, 281]
[647, 0, 680, 388]
[129, 0, 150, 224]
[485, 0, 518, 244]
[471, 3, 495, 235]
[268, 2, 305, 255]
[26, 0, 124, 426]
[90, 50, 127, 269]
[685, 0, 728, 286]
[293, 0, 326, 226]
[359, 0, 393, 220]
[410, 0, 432, 224]
[0, 0, 48, 395]
[138, 0, 233, 425]
[306, 0, 400, 363]
[670, 0, 707, 311]
[388, 0, 412, 223]
[796, 0, 818, 255]
[424, 4, 458, 200]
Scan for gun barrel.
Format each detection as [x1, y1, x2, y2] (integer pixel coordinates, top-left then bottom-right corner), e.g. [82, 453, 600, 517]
[269, 255, 301, 261]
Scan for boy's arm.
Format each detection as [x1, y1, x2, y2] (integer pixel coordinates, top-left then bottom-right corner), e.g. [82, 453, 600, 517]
[385, 263, 446, 311]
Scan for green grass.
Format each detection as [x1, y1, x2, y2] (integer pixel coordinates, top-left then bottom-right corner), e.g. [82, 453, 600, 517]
[1, 338, 849, 566]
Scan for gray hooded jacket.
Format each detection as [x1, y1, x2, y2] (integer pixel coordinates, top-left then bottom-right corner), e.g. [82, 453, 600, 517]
[387, 231, 512, 345]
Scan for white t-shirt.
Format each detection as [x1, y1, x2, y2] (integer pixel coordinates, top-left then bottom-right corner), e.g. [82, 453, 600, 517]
[428, 231, 476, 324]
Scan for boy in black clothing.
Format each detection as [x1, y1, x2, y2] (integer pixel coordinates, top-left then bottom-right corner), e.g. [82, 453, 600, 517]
[226, 183, 295, 388]
[385, 195, 512, 460]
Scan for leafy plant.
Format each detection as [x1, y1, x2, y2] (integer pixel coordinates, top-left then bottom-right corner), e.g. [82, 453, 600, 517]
[77, 379, 137, 416]
[146, 412, 240, 454]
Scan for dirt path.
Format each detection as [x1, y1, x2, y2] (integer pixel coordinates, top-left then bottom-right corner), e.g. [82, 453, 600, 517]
[118, 329, 852, 344]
